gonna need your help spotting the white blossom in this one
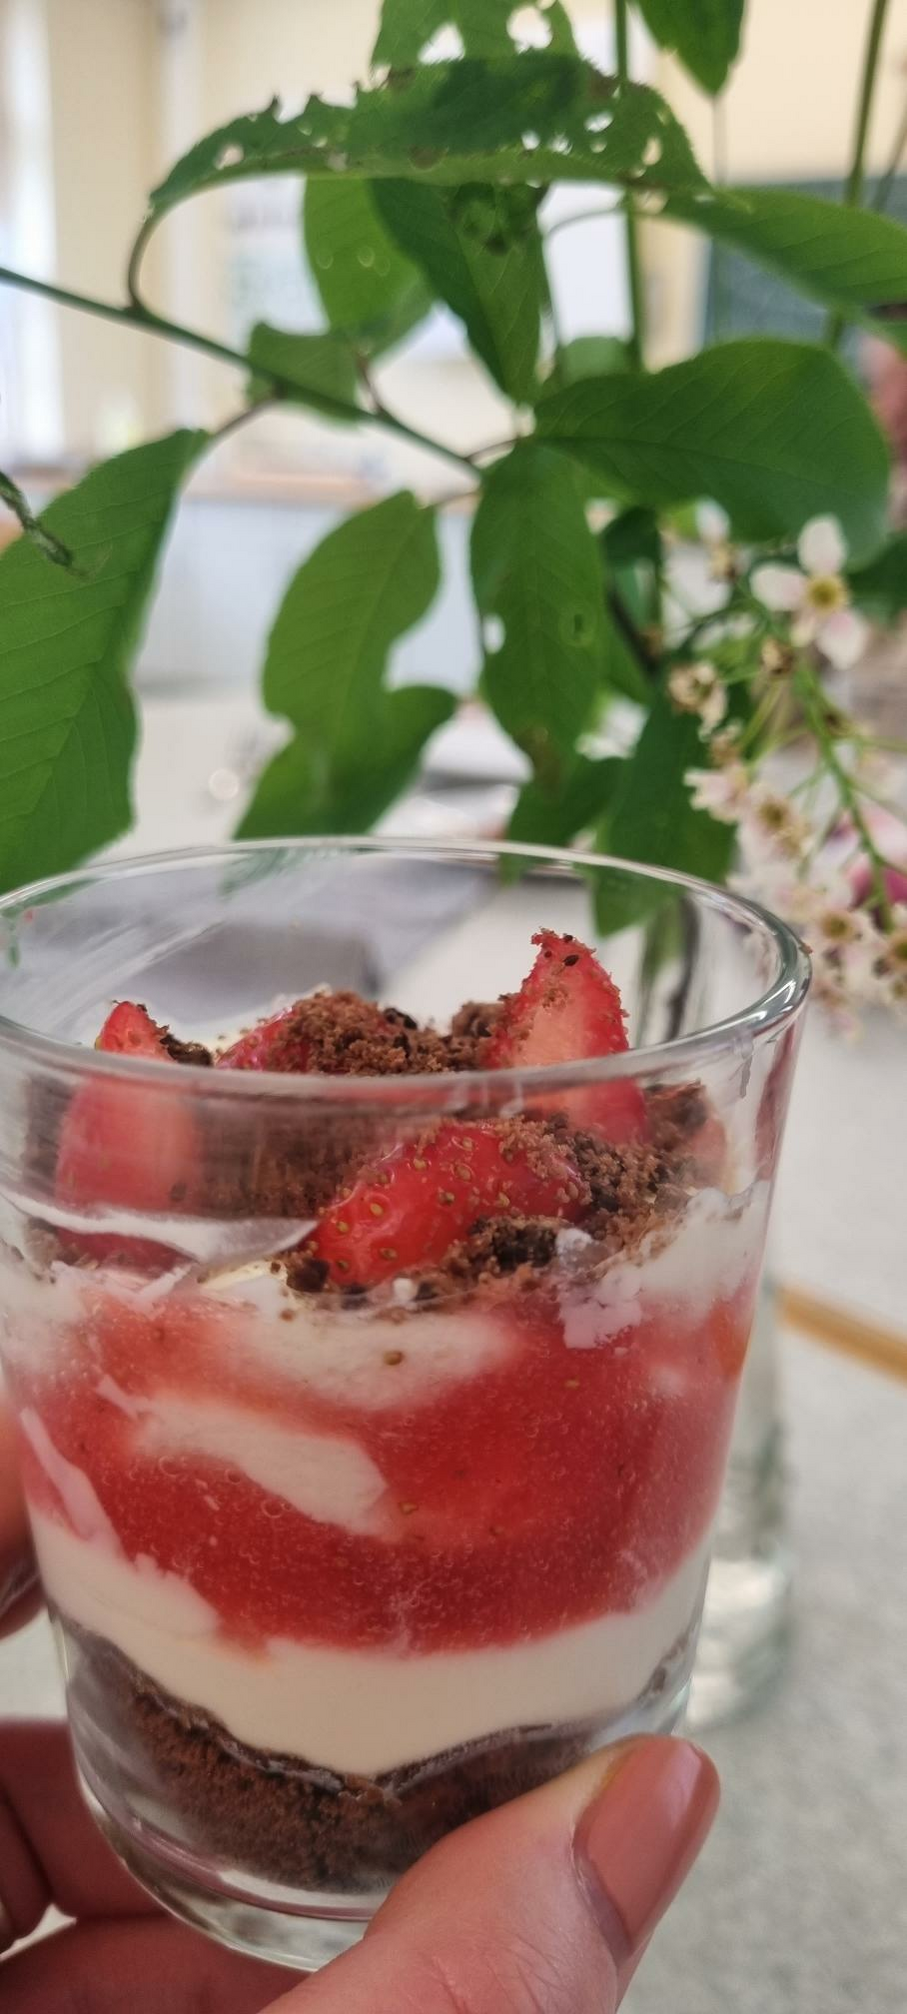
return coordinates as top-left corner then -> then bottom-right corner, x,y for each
751,515 -> 869,670
685,761 -> 751,823
668,661 -> 728,733
739,782 -> 814,864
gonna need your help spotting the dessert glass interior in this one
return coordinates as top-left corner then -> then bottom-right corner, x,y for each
0,839 -> 809,1970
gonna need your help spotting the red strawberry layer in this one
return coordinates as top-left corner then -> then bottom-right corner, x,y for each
14,1267 -> 752,1653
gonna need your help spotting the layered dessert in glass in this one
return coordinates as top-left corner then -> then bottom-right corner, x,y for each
0,841 -> 808,1967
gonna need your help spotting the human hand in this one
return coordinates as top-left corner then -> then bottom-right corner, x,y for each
0,1405 -> 718,2012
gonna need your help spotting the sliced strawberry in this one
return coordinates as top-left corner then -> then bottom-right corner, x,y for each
56,1000 -> 197,1263
94,1001 -> 171,1059
308,1119 -> 589,1288
483,931 -> 647,1142
215,1006 -> 309,1072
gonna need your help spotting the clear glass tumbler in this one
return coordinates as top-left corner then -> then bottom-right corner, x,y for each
0,840 -> 808,1969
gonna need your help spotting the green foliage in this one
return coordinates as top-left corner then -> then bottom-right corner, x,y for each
507,754 -> 623,852
663,187 -> 907,351
547,337 -> 631,389
372,0 -> 578,62
247,323 -> 359,414
3,0 -> 906,909
848,533 -> 907,618
595,688 -> 736,930
0,469 -> 72,569
0,432 -> 204,895
536,339 -> 890,560
374,180 -> 546,401
637,0 -> 744,95
238,492 -> 455,838
471,444 -> 622,777
147,58 -> 707,215
303,177 -> 432,354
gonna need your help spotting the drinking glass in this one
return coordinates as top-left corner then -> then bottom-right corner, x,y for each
0,839 -> 808,1968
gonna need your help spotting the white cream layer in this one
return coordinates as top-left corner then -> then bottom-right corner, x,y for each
32,1509 -> 708,1777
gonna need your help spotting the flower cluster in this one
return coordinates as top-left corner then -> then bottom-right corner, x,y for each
677,513 -> 907,1029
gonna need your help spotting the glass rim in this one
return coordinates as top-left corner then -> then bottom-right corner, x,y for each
0,836 -> 811,1101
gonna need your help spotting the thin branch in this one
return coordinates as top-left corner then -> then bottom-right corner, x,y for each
871,92 -> 907,212
827,0 -> 892,348
0,262 -> 478,476
614,0 -> 645,370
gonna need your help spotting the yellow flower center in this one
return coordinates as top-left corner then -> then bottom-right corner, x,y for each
805,575 -> 847,614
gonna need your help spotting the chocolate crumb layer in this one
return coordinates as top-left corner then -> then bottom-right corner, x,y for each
70,1625 -> 588,1891
68,1622 -> 690,1892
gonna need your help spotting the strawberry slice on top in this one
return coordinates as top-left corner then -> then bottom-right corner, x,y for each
308,1119 -> 589,1289
56,1001 -> 198,1260
482,930 -> 647,1142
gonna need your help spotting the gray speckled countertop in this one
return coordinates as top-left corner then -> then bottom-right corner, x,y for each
627,1329 -> 907,2014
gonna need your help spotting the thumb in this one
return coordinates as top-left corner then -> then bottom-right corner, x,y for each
270,1737 -> 718,2014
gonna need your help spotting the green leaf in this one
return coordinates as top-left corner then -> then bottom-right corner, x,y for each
247,322 -> 359,416
147,59 -> 707,215
507,753 -> 623,851
662,187 -> 907,352
0,431 -> 204,895
0,469 -> 73,570
472,443 -> 617,774
238,684 -> 455,836
546,336 -> 631,390
848,533 -> 907,618
637,0 -> 744,94
535,338 -> 890,562
600,505 -> 662,692
595,687 -> 735,929
373,0 -> 447,64
303,177 -> 432,354
602,504 -> 662,571
237,491 -> 453,838
372,0 -> 576,61
374,179 -> 545,400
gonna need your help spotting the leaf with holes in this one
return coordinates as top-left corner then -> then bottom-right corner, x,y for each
372,0 -> 576,62
593,688 -> 736,931
472,443 -> 623,774
146,59 -> 707,220
236,491 -> 453,838
0,431 -> 204,896
507,753 -> 623,854
303,177 -> 432,354
374,180 -> 546,400
247,323 -> 360,416
637,0 -> 743,95
662,188 -> 907,355
0,469 -> 73,570
536,339 -> 890,561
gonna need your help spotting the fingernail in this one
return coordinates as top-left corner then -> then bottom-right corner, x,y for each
574,1737 -> 719,1970
0,1555 -> 38,1621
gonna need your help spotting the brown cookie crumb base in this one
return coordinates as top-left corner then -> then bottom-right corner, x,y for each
68,1625 -> 590,1891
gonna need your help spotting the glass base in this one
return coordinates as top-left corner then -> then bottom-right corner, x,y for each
75,1664 -> 693,1968
80,1774 -> 373,1971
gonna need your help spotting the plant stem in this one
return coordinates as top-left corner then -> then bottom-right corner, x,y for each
871,94 -> 907,212
0,262 -> 478,477
614,0 -> 645,370
795,657 -> 894,923
827,0 -> 892,348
